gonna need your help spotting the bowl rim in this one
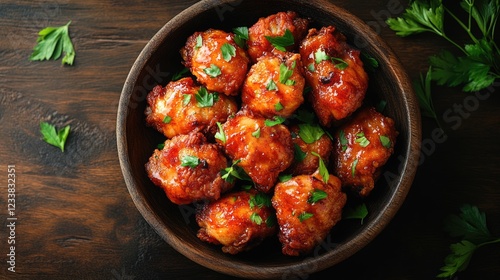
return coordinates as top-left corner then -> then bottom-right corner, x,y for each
116,0 -> 422,278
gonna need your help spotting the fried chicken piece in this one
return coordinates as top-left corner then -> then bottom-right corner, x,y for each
145,132 -> 233,205
272,171 -> 346,256
299,26 -> 368,127
247,11 -> 309,62
181,29 -> 250,96
144,77 -> 238,139
196,189 -> 277,254
217,110 -> 294,193
332,107 -> 397,197
287,123 -> 333,176
241,52 -> 305,118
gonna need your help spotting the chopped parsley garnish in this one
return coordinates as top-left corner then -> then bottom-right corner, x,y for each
182,94 -> 191,106
30,21 -> 75,65
298,212 -> 314,222
343,203 -> 368,224
265,29 -> 294,52
180,155 -> 200,168
298,123 -> 325,144
314,49 -> 330,64
249,193 -> 272,209
172,67 -> 190,81
221,159 -> 251,183
351,158 -> 359,177
157,143 -> 165,150
251,127 -> 261,138
279,174 -> 292,182
214,122 -> 226,144
195,87 -> 218,107
293,143 -> 307,162
195,35 -> 203,49
203,64 -> 221,77
361,52 -> 379,72
331,57 -> 348,70
265,215 -> 277,228
221,43 -> 236,62
275,102 -> 284,112
279,62 -> 296,85
379,135 -> 391,148
250,212 -> 263,225
232,26 -> 248,49
355,132 -> 370,147
339,130 -> 348,152
313,49 -> 348,69
264,116 -> 286,126
307,189 -> 328,204
40,122 -> 70,152
311,152 -> 329,183
266,79 -> 278,91
162,116 -> 172,124
307,63 -> 315,72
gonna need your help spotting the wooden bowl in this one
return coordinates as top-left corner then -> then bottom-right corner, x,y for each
117,0 -> 421,278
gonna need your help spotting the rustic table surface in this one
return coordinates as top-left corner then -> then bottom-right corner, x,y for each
1,0 -> 499,279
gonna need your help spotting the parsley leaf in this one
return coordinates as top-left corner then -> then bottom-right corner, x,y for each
298,212 -> 314,222
331,57 -> 349,70
172,68 -> 189,81
221,43 -> 236,62
437,240 -> 477,278
379,135 -> 391,148
195,87 -> 217,107
279,62 -> 295,85
355,132 -> 370,147
162,116 -> 172,124
315,49 -> 330,64
215,122 -> 226,144
265,29 -> 294,52
386,0 -> 445,37
351,158 -> 359,178
252,127 -> 261,138
311,152 -> 329,183
339,130 -> 348,152
265,215 -> 277,228
221,159 -> 252,183
195,35 -> 203,49
40,122 -> 70,152
265,116 -> 286,126
298,123 -> 325,144
249,193 -> 272,209
279,174 -> 292,182
203,64 -> 221,78
182,94 -> 191,106
233,27 -> 248,49
343,203 -> 368,224
266,79 -> 278,91
274,102 -> 284,112
293,143 -> 307,162
180,155 -> 200,168
361,52 -> 379,72
414,67 -> 439,123
250,212 -> 263,225
307,189 -> 328,204
30,21 -> 75,65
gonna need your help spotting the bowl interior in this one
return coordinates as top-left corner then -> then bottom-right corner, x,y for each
117,0 -> 421,278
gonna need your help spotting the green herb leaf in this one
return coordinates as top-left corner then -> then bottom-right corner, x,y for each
249,193 -> 272,209
279,174 -> 293,182
311,152 -> 329,183
215,122 -> 226,144
250,212 -> 263,225
279,62 -> 295,85
180,155 -> 200,168
265,215 -> 277,228
266,79 -> 278,91
233,26 -> 249,49
361,52 -> 379,72
343,203 -> 368,224
314,49 -> 330,64
331,57 -> 348,70
172,68 -> 190,81
307,189 -> 328,204
182,94 -> 191,106
351,157 -> 359,178
379,135 -> 391,148
444,204 -> 492,244
195,87 -> 217,107
274,102 -> 284,112
30,21 -> 75,65
157,143 -> 165,150
195,35 -> 203,49
414,67 -> 439,122
298,212 -> 314,222
339,130 -> 348,152
221,159 -> 252,183
293,109 -> 315,124
386,0 -> 445,37
203,64 -> 222,78
265,116 -> 286,126
307,63 -> 315,72
293,143 -> 307,162
437,240 -> 477,278
265,29 -> 294,52
40,122 -> 70,152
221,43 -> 236,62
252,127 -> 261,138
355,132 -> 370,147
162,116 -> 172,124
298,123 -> 325,144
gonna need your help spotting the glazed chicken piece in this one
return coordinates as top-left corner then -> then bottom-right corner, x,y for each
181,29 -> 250,96
299,26 -> 368,127
145,132 -> 233,205
287,123 -> 333,176
196,189 -> 277,254
332,106 -> 397,197
216,110 -> 294,193
247,11 -> 309,62
145,77 -> 238,139
242,52 -> 305,119
272,171 -> 346,256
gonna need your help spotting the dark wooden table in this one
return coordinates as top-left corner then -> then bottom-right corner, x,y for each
1,0 -> 499,279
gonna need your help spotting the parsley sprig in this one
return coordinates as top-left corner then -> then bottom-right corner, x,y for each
265,29 -> 294,51
438,204 -> 500,278
387,0 -> 500,93
40,122 -> 70,152
30,21 -> 75,65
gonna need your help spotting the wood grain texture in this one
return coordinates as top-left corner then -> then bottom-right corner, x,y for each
0,0 -> 499,279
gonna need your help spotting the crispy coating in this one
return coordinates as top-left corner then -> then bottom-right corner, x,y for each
196,189 -> 277,254
299,26 -> 368,127
332,107 -> 397,197
287,124 -> 333,176
247,11 -> 309,62
272,171 -> 346,256
242,52 -> 305,118
181,29 -> 250,96
217,110 -> 294,193
144,77 -> 238,139
145,132 -> 233,205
